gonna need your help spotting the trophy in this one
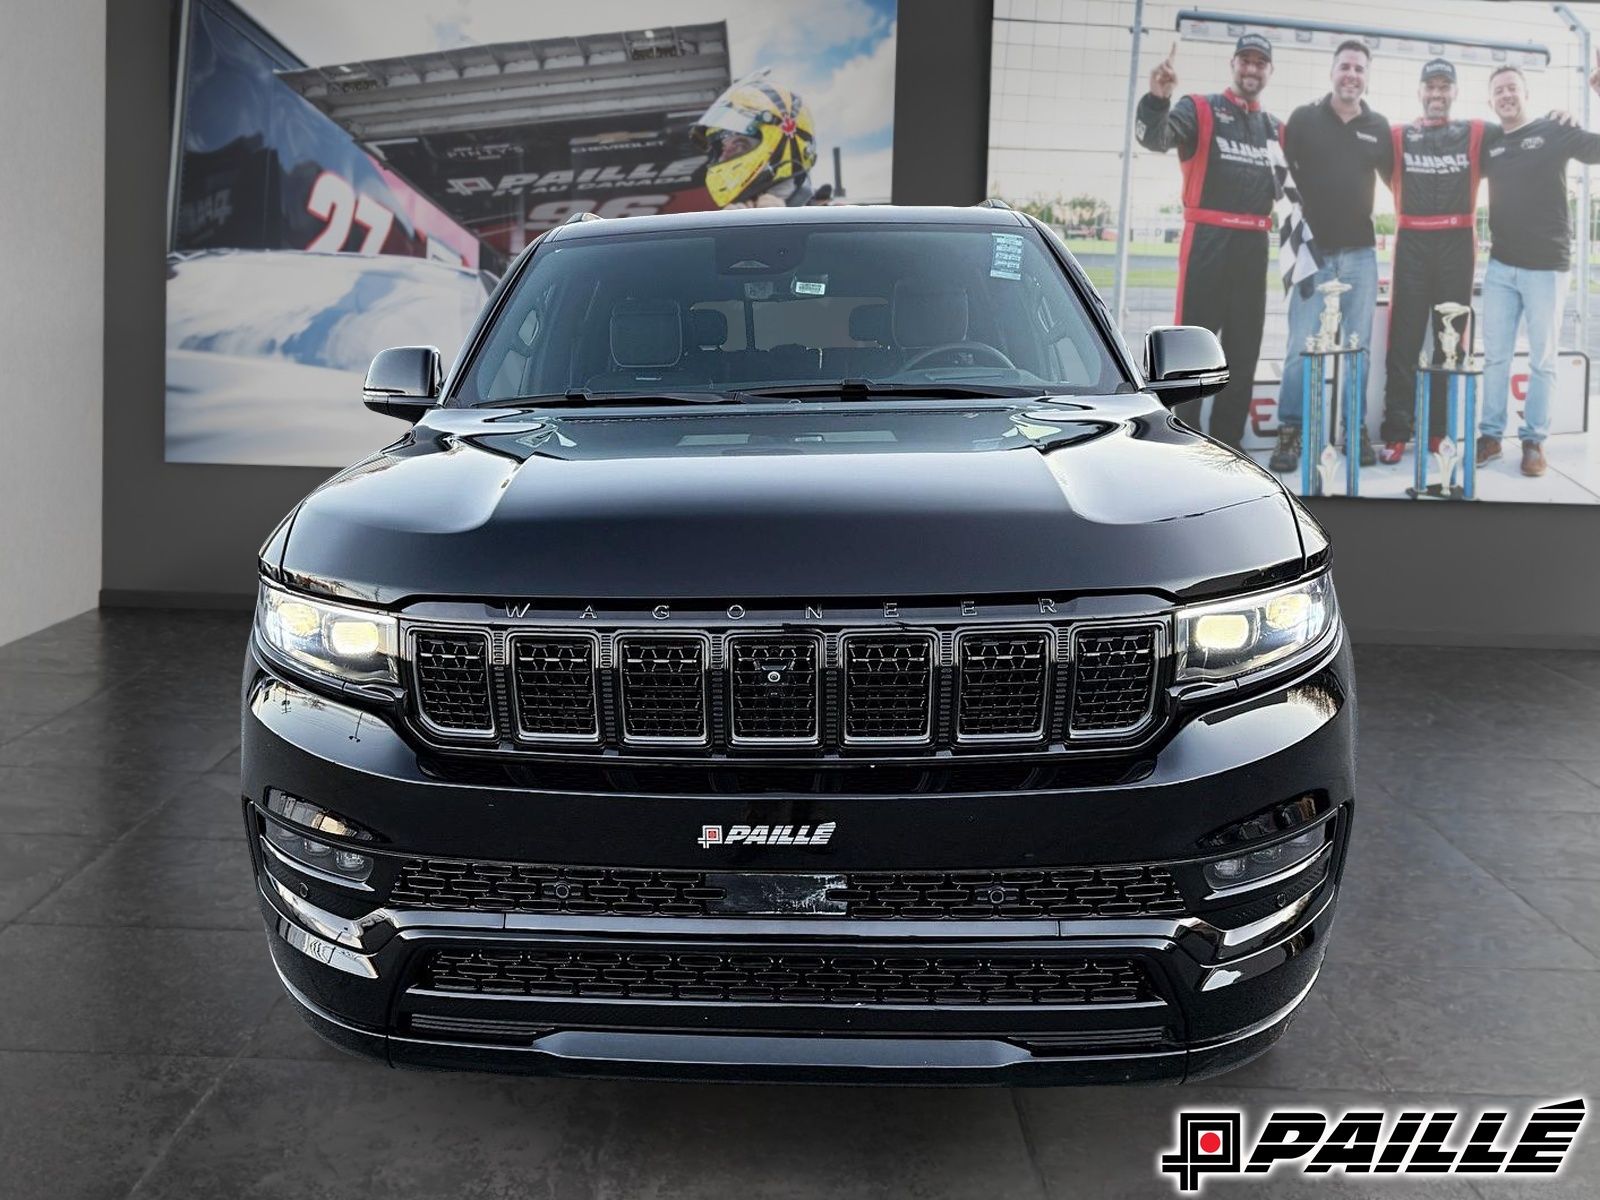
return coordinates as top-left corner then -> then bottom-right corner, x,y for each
1407,301 -> 1482,501
1314,280 -> 1353,352
1435,302 -> 1473,369
1299,280 -> 1364,498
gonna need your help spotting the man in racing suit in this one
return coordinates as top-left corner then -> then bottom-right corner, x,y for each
1377,59 -> 1486,464
1136,33 -> 1279,449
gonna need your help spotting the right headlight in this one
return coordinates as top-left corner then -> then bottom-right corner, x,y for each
1175,573 -> 1337,683
255,580 -> 399,687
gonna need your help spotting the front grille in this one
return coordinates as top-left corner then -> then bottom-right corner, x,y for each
412,631 -> 494,735
421,947 -> 1156,1005
511,635 -> 598,739
842,634 -> 935,742
956,631 -> 1050,740
831,865 -> 1186,919
413,617 -> 1168,752
1071,625 -> 1159,734
618,636 -> 707,743
390,861 -> 725,915
387,859 -> 1187,919
728,635 -> 820,743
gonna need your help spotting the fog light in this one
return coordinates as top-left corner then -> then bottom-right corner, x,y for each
262,789 -> 375,884
1204,822 -> 1329,891
1208,857 -> 1248,882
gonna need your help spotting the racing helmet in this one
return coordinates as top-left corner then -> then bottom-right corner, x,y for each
690,68 -> 817,207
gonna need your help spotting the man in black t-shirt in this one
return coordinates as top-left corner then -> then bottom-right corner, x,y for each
1477,62 -> 1600,477
1270,40 -> 1391,476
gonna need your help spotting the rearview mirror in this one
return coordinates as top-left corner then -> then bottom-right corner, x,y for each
363,346 -> 442,422
1143,326 -> 1228,407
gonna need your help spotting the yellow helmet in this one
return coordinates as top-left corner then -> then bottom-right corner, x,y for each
691,68 -> 817,208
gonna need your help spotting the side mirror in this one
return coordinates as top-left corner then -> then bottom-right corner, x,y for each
1143,326 -> 1229,407
363,346 -> 442,422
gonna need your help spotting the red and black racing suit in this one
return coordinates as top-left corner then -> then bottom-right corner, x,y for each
1137,89 -> 1280,449
1381,118 -> 1487,444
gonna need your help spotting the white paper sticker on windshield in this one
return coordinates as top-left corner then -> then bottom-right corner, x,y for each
793,278 -> 827,296
990,233 -> 1024,280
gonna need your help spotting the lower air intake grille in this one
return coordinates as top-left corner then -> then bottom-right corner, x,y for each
618,637 -> 707,743
843,634 -> 935,742
957,632 -> 1050,739
390,861 -> 724,915
729,635 -> 820,743
421,947 -> 1155,1005
1071,625 -> 1159,734
831,864 -> 1186,919
412,631 -> 494,735
511,635 -> 598,739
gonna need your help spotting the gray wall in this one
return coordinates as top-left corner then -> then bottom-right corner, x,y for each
104,0 -> 1600,647
1,0 -> 105,647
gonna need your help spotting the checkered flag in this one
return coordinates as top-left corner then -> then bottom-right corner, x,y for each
1271,139 -> 1321,299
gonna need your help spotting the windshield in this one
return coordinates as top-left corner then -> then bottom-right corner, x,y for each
451,222 -> 1130,405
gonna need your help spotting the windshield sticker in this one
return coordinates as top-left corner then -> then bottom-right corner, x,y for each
991,233 -> 1024,280
743,280 -> 775,300
793,276 -> 828,296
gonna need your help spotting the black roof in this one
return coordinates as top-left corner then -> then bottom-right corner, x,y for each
547,204 -> 1027,241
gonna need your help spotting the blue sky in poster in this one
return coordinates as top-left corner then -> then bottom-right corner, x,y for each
243,0 -> 898,199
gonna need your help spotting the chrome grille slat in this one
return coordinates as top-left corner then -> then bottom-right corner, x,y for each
617,635 -> 709,744
412,631 -> 494,736
841,633 -> 936,743
1070,625 -> 1160,735
956,631 -> 1050,741
511,634 -> 599,740
728,634 -> 821,744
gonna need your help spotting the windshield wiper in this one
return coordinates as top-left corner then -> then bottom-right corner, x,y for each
734,380 -> 1045,401
482,389 -> 747,409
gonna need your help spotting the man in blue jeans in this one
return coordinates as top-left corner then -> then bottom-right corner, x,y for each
1478,62 -> 1600,477
1271,40 -> 1392,475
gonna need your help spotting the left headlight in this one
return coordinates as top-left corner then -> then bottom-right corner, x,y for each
255,580 -> 399,686
1175,573 -> 1337,683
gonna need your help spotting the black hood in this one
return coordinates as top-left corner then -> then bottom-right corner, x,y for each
274,398 -> 1308,607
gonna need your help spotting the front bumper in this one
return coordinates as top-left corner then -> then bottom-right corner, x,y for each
241,633 -> 1355,1085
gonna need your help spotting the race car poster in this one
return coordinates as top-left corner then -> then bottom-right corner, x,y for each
165,0 -> 897,466
989,0 -> 1600,504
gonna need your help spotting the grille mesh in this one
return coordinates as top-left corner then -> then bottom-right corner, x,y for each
390,861 -> 724,915
387,859 -> 1187,919
843,635 -> 934,741
512,636 -> 597,738
957,632 -> 1050,738
619,637 -> 707,742
413,631 -> 494,734
1071,626 -> 1159,733
830,865 -> 1186,919
422,947 -> 1155,1005
729,636 -> 820,743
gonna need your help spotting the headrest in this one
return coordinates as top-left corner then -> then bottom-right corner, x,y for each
891,280 -> 969,348
610,299 -> 682,367
688,307 -> 728,349
848,302 -> 890,344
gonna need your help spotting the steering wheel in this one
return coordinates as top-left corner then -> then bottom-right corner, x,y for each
899,341 -> 1017,371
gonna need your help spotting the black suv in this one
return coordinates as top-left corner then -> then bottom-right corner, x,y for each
245,204 -> 1353,1084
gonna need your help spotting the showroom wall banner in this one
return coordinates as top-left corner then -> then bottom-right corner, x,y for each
990,0 -> 1600,504
165,0 -> 897,467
